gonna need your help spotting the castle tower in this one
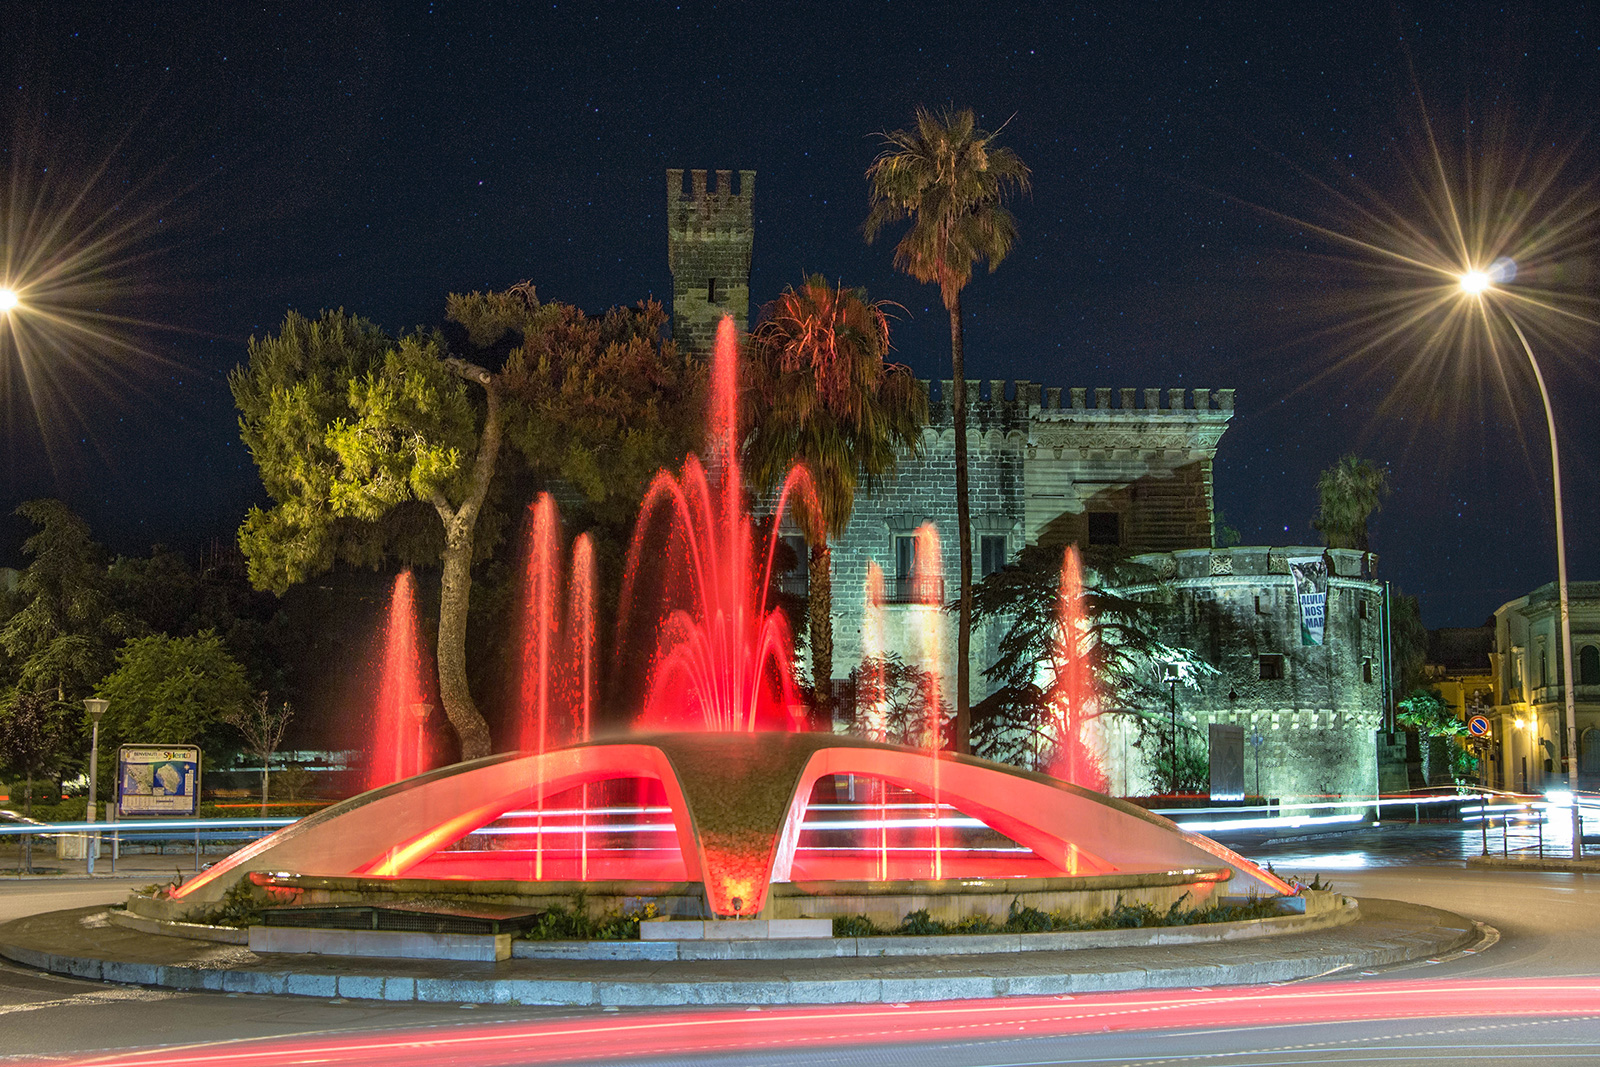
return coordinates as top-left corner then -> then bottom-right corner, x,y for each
667,168 -> 754,354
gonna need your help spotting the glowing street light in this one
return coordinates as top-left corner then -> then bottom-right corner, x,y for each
0,287 -> 18,314
1457,262 -> 1582,857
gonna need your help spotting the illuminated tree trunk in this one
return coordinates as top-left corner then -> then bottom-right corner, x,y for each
808,542 -> 833,723
948,291 -> 972,754
431,365 -> 504,762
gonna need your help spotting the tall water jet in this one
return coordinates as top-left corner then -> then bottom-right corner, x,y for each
619,316 -> 818,733
1050,545 -> 1107,790
370,571 -> 431,790
517,496 -> 602,879
913,521 -> 945,879
862,561 -> 889,879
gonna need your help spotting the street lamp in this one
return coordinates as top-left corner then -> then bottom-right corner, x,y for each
0,287 -> 19,314
1163,666 -> 1180,796
1458,265 -> 1583,858
83,698 -> 108,875
410,702 -> 432,778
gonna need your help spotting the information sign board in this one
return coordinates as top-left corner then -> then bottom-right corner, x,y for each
116,745 -> 201,817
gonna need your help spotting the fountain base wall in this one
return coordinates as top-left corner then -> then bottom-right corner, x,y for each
134,867 -> 1238,929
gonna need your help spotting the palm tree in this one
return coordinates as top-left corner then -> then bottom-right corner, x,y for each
864,106 -> 1030,752
745,276 -> 927,718
1313,454 -> 1390,550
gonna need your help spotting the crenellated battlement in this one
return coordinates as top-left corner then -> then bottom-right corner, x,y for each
667,169 -> 755,235
917,379 -> 1235,425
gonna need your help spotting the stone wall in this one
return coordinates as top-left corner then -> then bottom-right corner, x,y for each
813,379 -> 1232,701
1113,547 -> 1386,801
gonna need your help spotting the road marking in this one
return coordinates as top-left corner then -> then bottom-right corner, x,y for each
0,988 -> 177,1018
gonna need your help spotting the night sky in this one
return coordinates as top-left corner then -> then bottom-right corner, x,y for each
2,2 -> 1596,629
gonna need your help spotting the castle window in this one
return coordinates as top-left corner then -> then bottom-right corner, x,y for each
895,535 -> 917,579
707,277 -> 718,303
1362,658 -> 1375,684
1087,511 -> 1120,547
889,533 -> 942,604
1254,594 -> 1267,615
1259,654 -> 1285,681
779,535 -> 808,597
1359,599 -> 1372,619
980,535 -> 1007,577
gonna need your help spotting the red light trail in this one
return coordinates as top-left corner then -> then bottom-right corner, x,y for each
53,978 -> 1600,1067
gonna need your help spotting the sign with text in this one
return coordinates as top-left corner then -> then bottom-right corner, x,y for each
1288,556 -> 1329,646
116,745 -> 201,817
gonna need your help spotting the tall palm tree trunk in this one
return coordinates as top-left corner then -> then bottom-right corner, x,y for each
808,542 -> 834,726
948,291 -> 972,753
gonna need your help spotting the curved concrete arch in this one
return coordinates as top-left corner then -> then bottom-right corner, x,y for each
171,744 -> 700,905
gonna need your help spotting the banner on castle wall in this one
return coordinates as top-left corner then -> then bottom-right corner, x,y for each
1289,556 -> 1328,646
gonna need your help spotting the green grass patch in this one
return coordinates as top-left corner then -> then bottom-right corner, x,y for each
831,893 -> 1289,937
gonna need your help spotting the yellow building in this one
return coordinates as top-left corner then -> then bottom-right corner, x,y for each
1424,627 -> 1494,787
1488,582 -> 1600,794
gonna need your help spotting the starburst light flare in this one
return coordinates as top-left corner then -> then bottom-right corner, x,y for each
1238,101 -> 1598,449
1,115 -> 188,478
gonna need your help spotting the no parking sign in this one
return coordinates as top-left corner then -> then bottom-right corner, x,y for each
1468,715 -> 1491,738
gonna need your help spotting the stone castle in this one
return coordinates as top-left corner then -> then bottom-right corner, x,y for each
667,167 -> 1386,801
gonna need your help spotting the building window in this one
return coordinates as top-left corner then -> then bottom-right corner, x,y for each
888,534 -> 942,604
1254,593 -> 1269,615
1087,511 -> 1120,547
1540,649 -> 1548,688
980,534 -> 1007,577
1359,599 -> 1371,619
779,535 -> 808,597
707,277 -> 718,303
1259,654 -> 1285,681
1362,658 -> 1375,684
1583,727 -> 1600,776
1581,645 -> 1600,686
895,535 -> 917,580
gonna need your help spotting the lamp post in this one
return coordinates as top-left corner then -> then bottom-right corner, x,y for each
1164,667 -> 1179,796
410,702 -> 432,778
1458,268 -> 1582,858
82,699 -> 108,875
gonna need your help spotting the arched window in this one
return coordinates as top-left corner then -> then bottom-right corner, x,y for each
1582,728 -> 1600,776
1581,645 -> 1600,687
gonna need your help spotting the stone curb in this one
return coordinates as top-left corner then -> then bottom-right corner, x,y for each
1466,854 -> 1600,874
0,897 -> 1478,1006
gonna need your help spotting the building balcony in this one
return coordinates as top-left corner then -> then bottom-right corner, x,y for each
883,574 -> 946,606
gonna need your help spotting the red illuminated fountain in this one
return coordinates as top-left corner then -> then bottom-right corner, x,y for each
1051,545 -> 1108,791
619,316 -> 814,733
367,571 -> 433,790
160,315 -> 1295,926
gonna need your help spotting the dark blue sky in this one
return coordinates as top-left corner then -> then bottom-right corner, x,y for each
2,1 -> 1596,628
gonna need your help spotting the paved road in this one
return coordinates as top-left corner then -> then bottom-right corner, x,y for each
1,825 -> 1597,1066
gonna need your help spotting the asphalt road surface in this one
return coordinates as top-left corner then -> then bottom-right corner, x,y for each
1,824 -> 1596,1066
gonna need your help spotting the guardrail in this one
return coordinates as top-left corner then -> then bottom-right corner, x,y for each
1155,790 -> 1599,860
0,817 -> 296,875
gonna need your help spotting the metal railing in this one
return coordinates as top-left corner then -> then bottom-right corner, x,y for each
883,574 -> 945,605
0,817 -> 295,875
